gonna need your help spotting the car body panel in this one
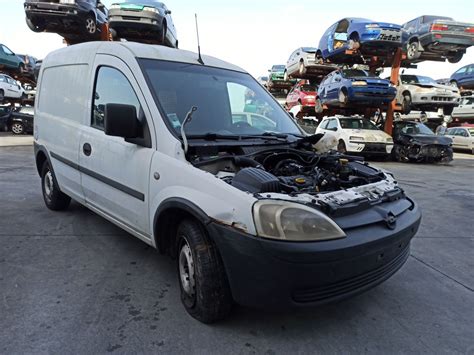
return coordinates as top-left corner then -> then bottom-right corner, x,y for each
452,96 -> 474,119
285,81 -> 317,112
318,18 -> 402,63
0,74 -> 23,100
444,126 -> 474,153
0,44 -> 24,70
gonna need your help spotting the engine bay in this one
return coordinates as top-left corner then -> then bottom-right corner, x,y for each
190,146 -> 388,196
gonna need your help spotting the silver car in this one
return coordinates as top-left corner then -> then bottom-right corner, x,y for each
284,47 -> 336,81
395,74 -> 460,115
444,126 -> 474,154
452,96 -> 474,120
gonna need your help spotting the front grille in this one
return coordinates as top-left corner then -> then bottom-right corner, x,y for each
292,245 -> 409,303
363,143 -> 387,152
432,96 -> 455,102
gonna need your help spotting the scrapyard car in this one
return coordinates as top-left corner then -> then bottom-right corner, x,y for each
450,64 -> 474,89
285,47 -> 337,80
267,64 -> 294,90
0,44 -> 25,73
24,0 -> 108,41
395,74 -> 460,115
109,0 -> 178,47
392,121 -> 453,163
444,126 -> 474,154
34,42 -> 421,323
316,115 -> 394,157
317,18 -> 402,64
9,106 -> 34,135
402,15 -> 474,63
317,69 -> 397,108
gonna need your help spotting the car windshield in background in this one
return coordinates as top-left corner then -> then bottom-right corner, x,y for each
140,60 -> 302,137
272,65 -> 285,71
401,123 -> 434,135
115,0 -> 162,4
342,69 -> 370,78
300,85 -> 316,92
401,75 -> 437,85
302,47 -> 317,53
340,118 -> 379,130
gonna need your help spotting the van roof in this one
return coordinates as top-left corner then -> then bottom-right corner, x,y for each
42,41 -> 247,73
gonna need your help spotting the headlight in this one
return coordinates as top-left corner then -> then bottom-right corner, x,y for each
352,81 -> 367,86
349,136 -> 365,141
59,0 -> 75,4
143,6 -> 159,13
365,24 -> 380,28
415,87 -> 432,93
386,137 -> 393,143
253,200 -> 346,241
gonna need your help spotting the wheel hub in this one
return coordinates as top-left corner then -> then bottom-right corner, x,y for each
44,171 -> 53,199
12,124 -> 22,134
86,18 -> 96,34
179,242 -> 196,297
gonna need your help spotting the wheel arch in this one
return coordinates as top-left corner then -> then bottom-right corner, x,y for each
34,144 -> 52,176
349,31 -> 360,41
153,198 -> 211,256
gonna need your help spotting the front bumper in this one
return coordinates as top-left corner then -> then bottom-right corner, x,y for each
348,141 -> 393,155
24,3 -> 84,20
411,92 -> 460,107
208,200 -> 421,308
348,87 -> 396,104
109,9 -> 163,30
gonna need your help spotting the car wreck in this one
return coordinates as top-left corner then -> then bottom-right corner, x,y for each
392,121 -> 453,163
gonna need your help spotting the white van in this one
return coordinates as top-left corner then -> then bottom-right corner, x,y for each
34,42 -> 421,323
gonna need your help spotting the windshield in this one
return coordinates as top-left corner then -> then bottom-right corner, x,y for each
300,85 -> 316,92
342,69 -> 370,78
399,123 -> 434,135
401,75 -> 436,85
140,60 -> 302,137
302,47 -> 317,53
272,65 -> 285,71
340,118 -> 379,130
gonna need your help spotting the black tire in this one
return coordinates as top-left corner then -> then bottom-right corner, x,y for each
85,15 -> 97,35
401,93 -> 412,114
25,17 -> 45,32
41,161 -> 71,211
19,63 -> 25,73
177,219 -> 232,323
283,70 -> 289,82
443,106 -> 454,116
0,89 -> 4,103
337,140 -> 347,153
447,52 -> 463,64
406,40 -> 421,60
298,61 -> 306,75
175,40 -> 179,49
11,122 -> 25,135
159,23 -> 167,45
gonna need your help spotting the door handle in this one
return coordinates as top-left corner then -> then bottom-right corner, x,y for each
83,143 -> 92,156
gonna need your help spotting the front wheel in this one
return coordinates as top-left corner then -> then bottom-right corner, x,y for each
159,24 -> 167,45
401,94 -> 412,114
11,122 -> 24,135
41,161 -> 71,211
283,70 -> 289,82
338,90 -> 348,105
177,219 -> 232,323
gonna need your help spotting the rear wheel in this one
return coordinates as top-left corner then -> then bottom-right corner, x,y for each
85,15 -> 97,35
406,40 -> 421,60
298,61 -> 306,75
283,70 -> 289,81
159,23 -> 167,45
41,161 -> 71,211
447,51 -> 463,64
401,93 -> 412,114
177,219 -> 232,323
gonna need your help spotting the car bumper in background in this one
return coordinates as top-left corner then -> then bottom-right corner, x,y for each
109,9 -> 163,30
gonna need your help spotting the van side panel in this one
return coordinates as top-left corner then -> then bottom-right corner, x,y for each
36,64 -> 91,203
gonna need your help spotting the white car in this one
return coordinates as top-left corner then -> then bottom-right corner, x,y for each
0,73 -> 23,102
34,42 -> 420,323
284,47 -> 337,80
444,126 -> 474,154
316,116 -> 394,157
452,96 -> 474,120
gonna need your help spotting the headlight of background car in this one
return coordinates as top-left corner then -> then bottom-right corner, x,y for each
253,201 -> 346,241
59,0 -> 75,4
143,6 -> 159,13
352,81 -> 367,86
349,136 -> 365,141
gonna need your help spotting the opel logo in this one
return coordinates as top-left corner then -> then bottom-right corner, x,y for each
385,212 -> 397,230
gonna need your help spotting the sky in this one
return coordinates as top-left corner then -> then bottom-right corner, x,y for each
1,0 -> 473,79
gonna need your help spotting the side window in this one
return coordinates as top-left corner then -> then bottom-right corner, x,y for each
326,119 -> 338,130
92,67 -> 141,130
0,76 -> 5,83
2,45 -> 14,55
455,67 -> 467,75
319,120 -> 329,129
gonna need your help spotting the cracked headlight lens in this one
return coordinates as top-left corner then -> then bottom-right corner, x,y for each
253,201 -> 346,241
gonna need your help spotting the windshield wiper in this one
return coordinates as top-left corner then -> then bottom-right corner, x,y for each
187,133 -> 241,140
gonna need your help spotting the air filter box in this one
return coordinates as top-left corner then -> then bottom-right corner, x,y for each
231,168 -> 280,193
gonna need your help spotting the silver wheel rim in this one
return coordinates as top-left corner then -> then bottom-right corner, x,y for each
12,123 -> 23,134
44,170 -> 54,200
299,62 -> 305,74
86,18 -> 96,34
339,91 -> 346,103
179,241 -> 196,297
408,43 -> 416,58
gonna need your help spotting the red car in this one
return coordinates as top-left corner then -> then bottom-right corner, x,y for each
285,80 -> 317,114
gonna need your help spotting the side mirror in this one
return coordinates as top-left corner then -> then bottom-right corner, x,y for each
165,10 -> 172,14
104,104 -> 139,139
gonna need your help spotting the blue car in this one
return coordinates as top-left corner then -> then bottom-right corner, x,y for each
450,64 -> 474,89
317,69 -> 397,108
317,18 -> 403,64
